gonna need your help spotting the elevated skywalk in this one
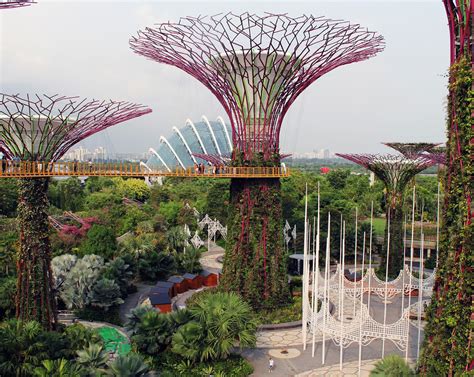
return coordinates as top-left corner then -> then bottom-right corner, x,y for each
0,161 -> 290,179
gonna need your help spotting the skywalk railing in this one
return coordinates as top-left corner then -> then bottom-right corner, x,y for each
0,161 -> 290,178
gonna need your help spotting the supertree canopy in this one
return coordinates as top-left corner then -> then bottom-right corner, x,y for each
424,146 -> 447,165
0,94 -> 151,329
419,1 -> 473,374
131,13 -> 384,308
130,13 -> 384,160
336,153 -> 434,277
383,142 -> 441,158
0,0 -> 34,9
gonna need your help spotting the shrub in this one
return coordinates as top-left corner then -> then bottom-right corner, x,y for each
106,352 -> 149,377
171,292 -> 257,362
370,355 -> 414,376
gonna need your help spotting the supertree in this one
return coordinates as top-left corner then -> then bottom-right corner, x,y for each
336,153 -> 434,278
419,1 -> 473,374
424,146 -> 446,165
130,13 -> 384,308
0,0 -> 34,9
0,94 -> 151,329
382,142 -> 441,158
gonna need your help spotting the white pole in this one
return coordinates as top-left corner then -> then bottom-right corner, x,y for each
368,202 -> 374,310
339,221 -> 346,371
402,215 -> 407,317
358,232 -> 366,377
436,181 -> 440,268
417,202 -> 425,360
322,212 -> 330,365
406,186 -> 416,361
354,207 -> 358,317
382,208 -> 390,358
312,183 -> 320,357
302,184 -> 309,350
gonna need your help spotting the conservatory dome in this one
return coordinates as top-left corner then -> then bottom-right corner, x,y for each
145,116 -> 232,172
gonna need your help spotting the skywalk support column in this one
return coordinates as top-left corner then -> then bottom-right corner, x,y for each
131,13 -> 384,308
0,94 -> 151,328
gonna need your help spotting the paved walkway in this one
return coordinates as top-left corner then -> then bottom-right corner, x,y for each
200,240 -> 224,272
118,282 -> 154,323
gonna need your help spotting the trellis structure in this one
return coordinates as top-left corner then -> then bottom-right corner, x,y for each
424,146 -> 446,165
130,13 -> 384,308
0,94 -> 151,329
336,154 -> 434,278
419,1 -> 473,375
0,0 -> 34,9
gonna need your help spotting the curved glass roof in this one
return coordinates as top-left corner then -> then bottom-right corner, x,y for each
146,116 -> 232,171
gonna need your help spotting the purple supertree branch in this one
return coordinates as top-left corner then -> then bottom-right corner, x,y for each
131,13 -> 384,159
382,142 -> 442,158
336,153 -> 435,193
423,147 -> 447,165
0,0 -> 34,9
0,94 -> 152,161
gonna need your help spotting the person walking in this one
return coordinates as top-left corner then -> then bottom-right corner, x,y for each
268,357 -> 274,373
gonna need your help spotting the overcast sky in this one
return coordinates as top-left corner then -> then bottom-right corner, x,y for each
1,0 -> 448,155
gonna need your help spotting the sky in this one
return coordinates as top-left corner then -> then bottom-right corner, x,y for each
1,0 -> 449,156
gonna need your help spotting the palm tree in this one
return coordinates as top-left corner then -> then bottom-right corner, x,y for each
125,305 -> 157,335
131,310 -> 174,356
0,319 -> 44,376
106,353 -> 149,377
33,359 -> 83,377
172,292 -> 257,362
76,343 -> 109,375
176,246 -> 202,274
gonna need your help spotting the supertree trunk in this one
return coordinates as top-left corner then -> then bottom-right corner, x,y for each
419,55 -> 473,376
16,177 -> 56,329
222,176 -> 290,310
381,191 -> 404,279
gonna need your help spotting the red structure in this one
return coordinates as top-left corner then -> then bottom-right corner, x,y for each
0,94 -> 151,329
183,273 -> 202,289
0,0 -> 34,9
131,13 -> 384,309
167,276 -> 188,294
200,270 -> 219,287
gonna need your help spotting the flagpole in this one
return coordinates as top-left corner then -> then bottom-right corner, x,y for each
339,220 -> 346,371
302,184 -> 309,350
405,186 -> 416,361
368,202 -> 374,310
353,207 -> 358,317
382,207 -> 390,358
322,212 -> 330,365
417,201 -> 424,360
312,182 -> 321,357
358,232 -> 366,377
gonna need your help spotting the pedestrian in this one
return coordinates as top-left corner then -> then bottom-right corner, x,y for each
268,357 -> 274,373
194,163 -> 199,174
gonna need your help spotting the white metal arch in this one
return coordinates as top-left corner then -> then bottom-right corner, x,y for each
140,161 -> 152,172
173,126 -> 198,164
202,115 -> 222,156
186,118 -> 208,155
217,116 -> 232,151
148,147 -> 171,172
160,136 -> 185,169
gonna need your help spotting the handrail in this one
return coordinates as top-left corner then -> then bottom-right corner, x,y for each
0,160 -> 290,179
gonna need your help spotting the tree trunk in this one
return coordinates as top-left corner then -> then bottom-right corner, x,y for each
16,177 -> 56,329
419,55 -> 473,376
221,177 -> 290,309
381,191 -> 404,279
